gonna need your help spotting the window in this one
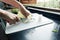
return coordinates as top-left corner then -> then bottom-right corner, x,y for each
37,0 -> 60,9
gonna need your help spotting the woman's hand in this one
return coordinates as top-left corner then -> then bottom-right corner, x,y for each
1,0 -> 31,18
0,9 -> 20,25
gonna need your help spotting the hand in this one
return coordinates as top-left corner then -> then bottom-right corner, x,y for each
20,10 -> 31,18
1,0 -> 31,18
0,10 -> 20,25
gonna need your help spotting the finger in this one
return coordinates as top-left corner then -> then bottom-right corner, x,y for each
9,21 -> 13,25
12,19 -> 16,24
5,19 -> 11,25
25,13 -> 30,18
9,19 -> 15,25
11,18 -> 17,24
15,16 -> 20,22
9,23 -> 12,25
5,19 -> 10,23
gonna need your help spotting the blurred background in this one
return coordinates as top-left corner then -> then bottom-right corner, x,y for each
19,0 -> 60,9
0,0 -> 60,10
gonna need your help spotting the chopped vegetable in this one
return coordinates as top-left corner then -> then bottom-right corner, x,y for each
11,8 -> 32,23
17,11 -> 25,18
11,8 -> 19,14
52,29 -> 58,33
17,11 -> 32,23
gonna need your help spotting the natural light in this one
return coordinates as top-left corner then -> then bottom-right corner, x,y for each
37,0 -> 50,2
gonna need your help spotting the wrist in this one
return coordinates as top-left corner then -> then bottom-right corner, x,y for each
0,9 -> 3,17
0,9 -> 8,17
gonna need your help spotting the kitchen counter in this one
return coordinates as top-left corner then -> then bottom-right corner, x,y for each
0,1 -> 60,40
7,14 -> 60,40
5,4 -> 60,40
0,2 -> 60,40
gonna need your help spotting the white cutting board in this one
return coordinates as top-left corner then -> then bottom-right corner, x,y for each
5,13 -> 53,34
